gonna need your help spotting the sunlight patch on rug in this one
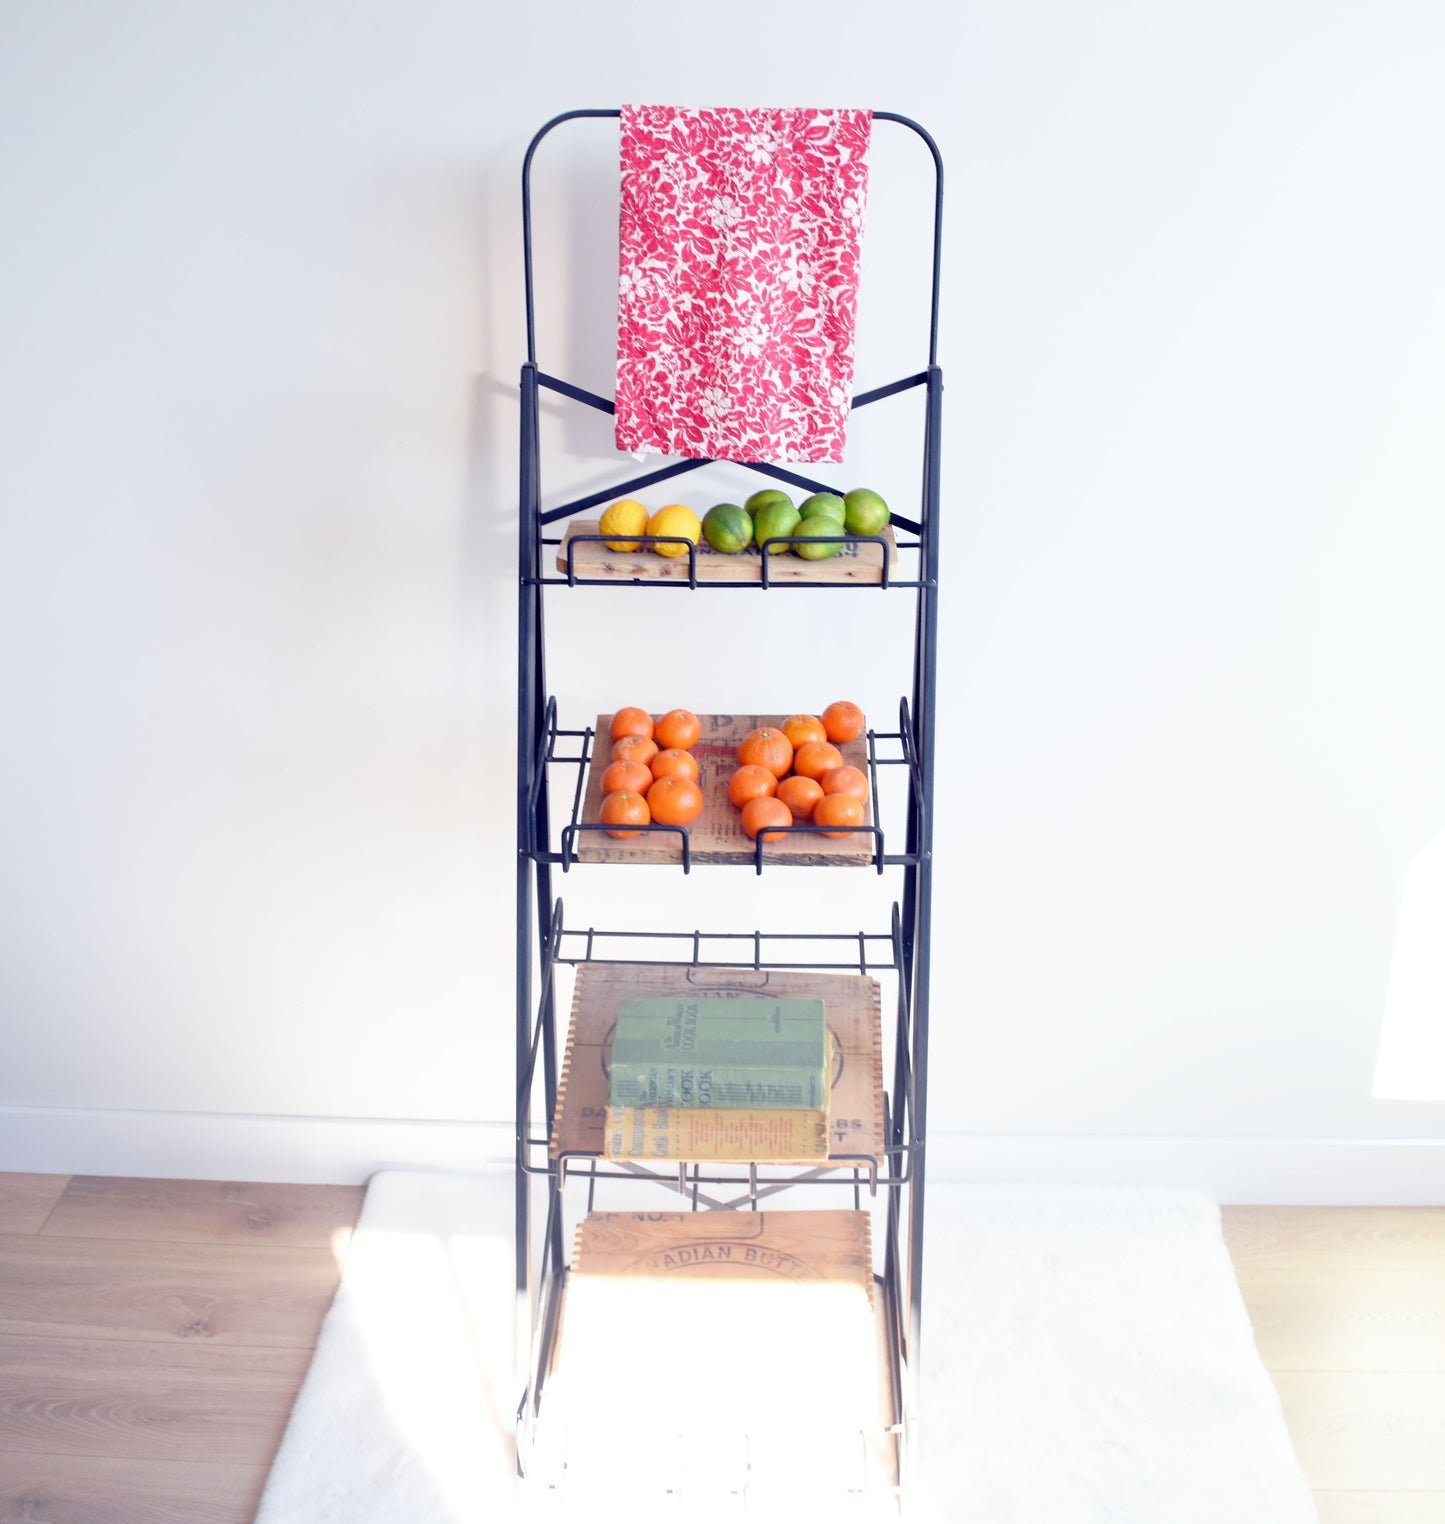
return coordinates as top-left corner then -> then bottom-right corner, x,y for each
255,1172 -> 1317,1523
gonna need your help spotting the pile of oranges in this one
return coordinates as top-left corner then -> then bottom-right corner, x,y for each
598,708 -> 704,839
726,702 -> 868,844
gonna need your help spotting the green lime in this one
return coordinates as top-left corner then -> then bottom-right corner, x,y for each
744,487 -> 794,518
752,500 -> 802,554
794,514 -> 845,561
843,487 -> 890,536
798,491 -> 846,525
702,502 -> 753,554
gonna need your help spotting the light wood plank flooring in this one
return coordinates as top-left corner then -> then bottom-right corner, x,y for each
0,1175 -> 362,1523
1,1175 -> 1441,1521
1221,1207 -> 1445,1522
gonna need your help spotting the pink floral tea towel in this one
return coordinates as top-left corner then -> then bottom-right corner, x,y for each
615,105 -> 872,465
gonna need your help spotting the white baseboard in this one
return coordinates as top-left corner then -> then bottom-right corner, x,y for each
0,1105 -> 514,1186
924,1132 -> 1445,1205
1,1105 -> 1441,1202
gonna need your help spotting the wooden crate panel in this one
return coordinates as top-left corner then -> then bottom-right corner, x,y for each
549,1210 -> 886,1492
558,519 -> 897,584
552,962 -> 885,1166
572,1208 -> 873,1296
575,712 -> 874,867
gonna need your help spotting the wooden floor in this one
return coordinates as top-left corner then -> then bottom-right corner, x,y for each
1,1176 -> 1442,1522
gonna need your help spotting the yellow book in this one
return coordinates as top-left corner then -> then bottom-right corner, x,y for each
603,1104 -> 829,1161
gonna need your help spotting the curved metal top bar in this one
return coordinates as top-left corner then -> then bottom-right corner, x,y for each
871,111 -> 945,367
522,110 -> 618,365
521,108 -> 943,369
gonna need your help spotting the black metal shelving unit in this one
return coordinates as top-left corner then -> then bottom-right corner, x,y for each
515,108 -> 943,1502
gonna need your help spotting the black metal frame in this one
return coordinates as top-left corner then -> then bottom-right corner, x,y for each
518,904 -> 921,1196
515,107 -> 943,1495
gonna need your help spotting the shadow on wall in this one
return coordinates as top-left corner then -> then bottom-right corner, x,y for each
459,149 -> 525,685
460,116 -> 626,651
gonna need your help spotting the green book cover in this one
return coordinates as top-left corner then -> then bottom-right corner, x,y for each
608,995 -> 828,1109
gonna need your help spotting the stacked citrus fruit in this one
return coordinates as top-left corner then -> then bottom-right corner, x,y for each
600,489 -> 888,561
725,702 -> 868,843
598,708 -> 704,839
599,501 -> 702,558
729,488 -> 890,560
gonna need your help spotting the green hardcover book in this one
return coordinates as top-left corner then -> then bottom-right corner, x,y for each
608,995 -> 828,1109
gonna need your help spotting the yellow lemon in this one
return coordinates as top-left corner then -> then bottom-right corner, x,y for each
645,503 -> 702,558
598,498 -> 649,552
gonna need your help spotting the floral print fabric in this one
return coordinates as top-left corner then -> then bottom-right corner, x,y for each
615,105 -> 872,465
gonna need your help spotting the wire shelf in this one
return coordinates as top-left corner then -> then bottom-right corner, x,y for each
517,903 -> 920,1204
531,698 -> 924,876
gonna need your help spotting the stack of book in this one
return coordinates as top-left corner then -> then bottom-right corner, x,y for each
603,993 -> 831,1162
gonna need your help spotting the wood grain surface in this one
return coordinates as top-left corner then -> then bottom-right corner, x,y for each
0,1174 -> 70,1236
1233,1267 -> 1445,1372
0,1452 -> 269,1524
0,1174 -> 350,1521
1221,1206 -> 1445,1271
558,519 -> 899,585
574,712 -> 875,868
39,1177 -> 363,1249
552,961 -> 885,1166
0,1334 -> 309,1464
573,1207 -> 873,1295
0,1236 -> 344,1347
1222,1204 -> 1445,1521
1313,1494 -> 1445,1524
0,1177 -> 1439,1521
1271,1371 -> 1445,1492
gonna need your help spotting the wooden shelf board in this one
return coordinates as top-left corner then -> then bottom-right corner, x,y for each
538,1208 -> 897,1498
551,962 -> 886,1166
575,713 -> 875,867
558,519 -> 898,585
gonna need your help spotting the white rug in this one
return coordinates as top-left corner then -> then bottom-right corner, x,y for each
913,1184 -> 1318,1524
255,1171 -> 1318,1524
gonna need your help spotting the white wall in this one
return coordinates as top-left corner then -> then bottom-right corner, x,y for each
2,1 -> 1443,1196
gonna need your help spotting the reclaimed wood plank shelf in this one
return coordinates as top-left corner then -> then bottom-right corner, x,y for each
572,713 -> 874,867
550,961 -> 886,1170
540,1209 -> 897,1498
557,519 -> 899,584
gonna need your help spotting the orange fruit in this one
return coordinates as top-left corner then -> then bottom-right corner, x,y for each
609,707 -> 654,742
651,747 -> 700,783
822,701 -> 864,744
646,774 -> 703,826
737,727 -> 794,778
728,764 -> 778,808
601,758 -> 652,796
813,793 -> 864,838
600,790 -> 649,839
611,734 -> 659,768
820,764 -> 868,802
792,739 -> 845,782
776,774 -> 823,821
654,708 -> 701,751
741,795 -> 792,843
781,713 -> 827,750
